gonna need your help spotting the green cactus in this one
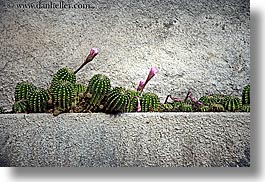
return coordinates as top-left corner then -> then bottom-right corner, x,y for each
180,103 -> 193,112
158,103 -> 173,112
105,87 -> 130,113
141,92 -> 160,112
12,100 -> 29,113
52,80 -> 74,111
214,94 -> 228,105
125,90 -> 140,112
0,106 -> 4,114
242,104 -> 250,112
50,67 -> 76,92
242,84 -> 250,105
88,74 -> 111,106
199,95 -> 218,106
15,82 -> 36,101
224,96 -> 242,112
72,83 -> 87,107
171,101 -> 183,112
209,103 -> 225,112
28,88 -> 49,113
200,105 -> 210,112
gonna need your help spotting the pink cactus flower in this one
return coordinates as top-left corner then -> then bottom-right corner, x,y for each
197,101 -> 203,105
147,67 -> 159,81
137,98 -> 141,112
89,47 -> 99,57
137,80 -> 145,91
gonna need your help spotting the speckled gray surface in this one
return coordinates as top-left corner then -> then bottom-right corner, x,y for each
0,113 -> 250,167
0,0 -> 250,110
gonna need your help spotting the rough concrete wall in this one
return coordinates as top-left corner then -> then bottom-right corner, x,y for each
0,113 -> 250,167
0,0 -> 250,110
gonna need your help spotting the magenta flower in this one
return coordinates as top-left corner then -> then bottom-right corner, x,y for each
137,80 -> 145,91
137,98 -> 141,112
74,47 -> 100,74
137,67 -> 159,93
173,98 -> 181,102
197,101 -> 203,105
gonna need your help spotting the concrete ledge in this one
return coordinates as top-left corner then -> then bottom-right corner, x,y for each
0,113 -> 250,167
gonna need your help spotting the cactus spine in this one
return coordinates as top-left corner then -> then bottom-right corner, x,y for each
52,80 -> 74,111
224,96 -> 242,112
12,100 -> 29,113
88,74 -> 111,106
105,87 -> 130,113
15,82 -> 36,101
242,84 -> 250,105
141,92 -> 160,112
28,88 -> 49,113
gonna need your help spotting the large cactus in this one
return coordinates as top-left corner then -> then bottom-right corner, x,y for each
224,96 -> 242,112
242,84 -> 250,105
87,74 -> 111,107
15,82 -> 36,101
105,87 -> 130,113
28,88 -> 49,113
51,80 -> 74,111
50,67 -> 76,92
141,92 -> 160,112
12,100 -> 29,113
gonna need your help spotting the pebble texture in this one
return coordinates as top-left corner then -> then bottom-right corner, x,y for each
0,0 -> 250,110
0,113 -> 250,167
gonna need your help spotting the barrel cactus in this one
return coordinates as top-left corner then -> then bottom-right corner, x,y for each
141,92 -> 160,112
28,88 -> 49,113
50,67 -> 76,92
12,100 -> 29,113
87,74 -> 111,107
105,87 -> 130,113
15,82 -> 36,101
180,103 -> 193,112
200,105 -> 210,112
72,83 -> 87,107
242,104 -> 250,112
224,96 -> 242,112
125,90 -> 140,112
158,103 -> 173,112
242,84 -> 250,105
209,103 -> 225,112
51,80 -> 74,111
199,95 -> 217,106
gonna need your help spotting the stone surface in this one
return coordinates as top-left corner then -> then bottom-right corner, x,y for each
0,0 -> 250,110
0,113 -> 250,167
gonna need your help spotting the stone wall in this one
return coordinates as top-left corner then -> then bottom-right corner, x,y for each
0,113 -> 250,167
0,0 -> 250,110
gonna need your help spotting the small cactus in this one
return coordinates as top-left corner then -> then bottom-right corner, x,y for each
0,106 -> 4,114
199,95 -> 218,106
224,96 -> 242,112
28,88 -> 49,113
210,103 -> 225,112
242,84 -> 250,105
88,74 -> 111,106
158,103 -> 173,112
50,67 -> 76,92
141,92 -> 160,112
180,103 -> 193,112
15,82 -> 36,101
242,104 -> 250,112
52,80 -> 74,111
125,90 -> 140,112
12,100 -> 29,113
105,87 -> 130,113
72,83 -> 87,107
200,105 -> 210,112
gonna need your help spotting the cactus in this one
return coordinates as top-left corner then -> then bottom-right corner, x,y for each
125,90 -> 140,112
158,103 -> 173,112
242,84 -> 250,105
200,105 -> 210,112
88,74 -> 111,106
199,95 -> 218,106
52,80 -> 74,111
209,103 -> 225,112
105,87 -> 130,113
224,96 -> 242,112
141,92 -> 160,112
180,103 -> 193,112
242,104 -> 250,112
15,82 -> 36,101
50,67 -> 76,92
72,83 -> 87,107
28,88 -> 49,113
12,100 -> 29,113
0,106 -> 4,114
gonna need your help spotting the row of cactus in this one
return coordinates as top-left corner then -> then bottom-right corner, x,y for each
2,48 -> 250,115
